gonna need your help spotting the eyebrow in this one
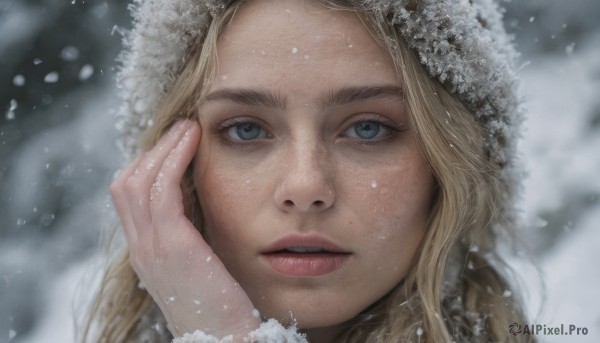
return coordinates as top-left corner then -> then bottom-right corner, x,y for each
202,85 -> 404,110
203,88 -> 287,110
320,85 -> 405,108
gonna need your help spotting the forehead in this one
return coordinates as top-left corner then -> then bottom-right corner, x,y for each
212,0 -> 399,95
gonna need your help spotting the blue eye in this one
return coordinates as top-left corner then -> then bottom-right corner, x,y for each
346,121 -> 383,140
227,122 -> 266,141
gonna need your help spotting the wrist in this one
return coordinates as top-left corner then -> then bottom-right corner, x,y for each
169,317 -> 261,343
172,319 -> 307,343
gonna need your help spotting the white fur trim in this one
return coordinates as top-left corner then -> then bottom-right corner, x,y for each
171,319 -> 307,343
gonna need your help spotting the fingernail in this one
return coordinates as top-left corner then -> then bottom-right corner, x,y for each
167,122 -> 179,135
166,120 -> 186,135
182,120 -> 196,132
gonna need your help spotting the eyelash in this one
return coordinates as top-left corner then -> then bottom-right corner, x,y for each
211,114 -> 405,148
211,116 -> 269,148
342,114 -> 405,145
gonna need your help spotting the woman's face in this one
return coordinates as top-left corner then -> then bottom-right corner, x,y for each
193,0 -> 435,336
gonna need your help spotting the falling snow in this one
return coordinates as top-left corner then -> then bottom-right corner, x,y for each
6,99 -> 18,120
44,72 -> 59,83
60,46 -> 80,61
13,74 -> 25,86
78,64 -> 94,81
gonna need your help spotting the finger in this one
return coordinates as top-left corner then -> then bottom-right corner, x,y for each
124,121 -> 189,243
151,121 -> 201,234
110,154 -> 145,246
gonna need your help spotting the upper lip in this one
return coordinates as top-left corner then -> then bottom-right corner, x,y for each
262,234 -> 351,254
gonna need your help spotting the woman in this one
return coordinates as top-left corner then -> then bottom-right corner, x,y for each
83,0 -> 530,342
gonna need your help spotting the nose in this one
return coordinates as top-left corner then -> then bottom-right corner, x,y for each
273,140 -> 335,213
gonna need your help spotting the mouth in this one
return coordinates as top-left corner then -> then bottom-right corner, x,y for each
276,247 -> 336,254
262,235 -> 352,277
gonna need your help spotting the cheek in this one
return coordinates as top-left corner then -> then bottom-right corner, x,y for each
192,143 -> 261,248
348,162 -> 434,285
347,160 -> 434,244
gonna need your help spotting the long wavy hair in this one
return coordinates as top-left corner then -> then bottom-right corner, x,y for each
81,1 -> 533,342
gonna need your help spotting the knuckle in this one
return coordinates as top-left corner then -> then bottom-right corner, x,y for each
129,254 -> 143,275
124,174 -> 145,194
109,180 -> 123,197
129,247 -> 148,273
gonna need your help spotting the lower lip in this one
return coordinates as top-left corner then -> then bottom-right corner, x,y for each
263,253 -> 350,277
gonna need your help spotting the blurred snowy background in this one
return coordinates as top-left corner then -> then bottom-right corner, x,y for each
1,0 -> 599,342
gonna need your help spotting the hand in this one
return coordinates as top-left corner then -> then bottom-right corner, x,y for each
110,119 -> 261,340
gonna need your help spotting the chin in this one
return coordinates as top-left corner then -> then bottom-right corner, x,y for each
252,291 -> 365,329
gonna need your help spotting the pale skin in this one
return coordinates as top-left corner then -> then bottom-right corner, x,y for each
110,1 -> 435,342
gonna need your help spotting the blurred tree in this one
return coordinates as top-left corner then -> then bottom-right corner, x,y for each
0,0 -> 129,338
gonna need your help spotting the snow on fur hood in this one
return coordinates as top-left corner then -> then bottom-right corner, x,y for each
116,0 -> 523,223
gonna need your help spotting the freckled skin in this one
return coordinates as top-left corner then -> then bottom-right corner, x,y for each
193,0 -> 435,340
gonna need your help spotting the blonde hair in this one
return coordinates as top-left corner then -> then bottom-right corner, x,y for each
82,1 -> 532,342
